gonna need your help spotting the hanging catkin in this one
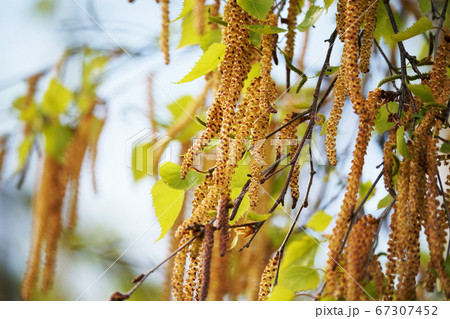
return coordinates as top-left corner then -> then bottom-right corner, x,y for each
194,0 -> 206,35
22,156 -> 68,300
325,70 -> 346,166
344,214 -> 378,301
172,235 -> 190,301
359,0 -> 379,73
324,89 -> 382,298
257,252 -> 279,301
285,0 -> 300,89
199,224 -> 214,301
160,0 -> 170,64
382,128 -> 397,196
336,0 -> 347,39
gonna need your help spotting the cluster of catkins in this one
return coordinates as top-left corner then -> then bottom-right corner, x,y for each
167,0 -> 284,301
321,0 -> 450,301
20,77 -> 106,300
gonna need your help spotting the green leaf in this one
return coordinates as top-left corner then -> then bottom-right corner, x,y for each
178,10 -> 201,48
279,265 -> 320,292
359,180 -> 375,202
407,84 -> 435,103
375,102 -> 398,134
320,119 -> 328,136
268,285 -> 295,301
419,0 -> 431,15
159,161 -> 204,190
176,43 -> 226,83
245,24 -> 287,34
440,142 -> 450,153
282,234 -> 318,268
237,0 -> 272,20
200,29 -> 222,51
377,194 -> 394,209
152,179 -> 185,241
247,211 -> 271,222
325,0 -> 335,10
297,6 -> 325,32
391,17 -> 433,42
231,163 -> 251,188
396,126 -> 411,160
41,78 -> 73,116
243,62 -> 261,92
230,187 -> 249,225
17,135 -> 35,171
306,210 -> 332,232
43,124 -> 73,162
172,0 -> 194,22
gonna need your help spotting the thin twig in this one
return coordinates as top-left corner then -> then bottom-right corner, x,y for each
434,0 -> 449,58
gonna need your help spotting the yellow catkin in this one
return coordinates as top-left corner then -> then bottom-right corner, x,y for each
194,0 -> 206,35
183,238 -> 203,301
324,89 -> 382,298
384,159 -> 410,300
359,0 -> 379,73
180,0 -> 251,178
425,133 -> 450,297
344,214 -> 378,301
325,70 -> 346,166
285,0 -> 300,88
210,0 -> 221,30
257,252 -> 279,301
160,0 -> 170,65
382,129 -> 396,196
343,0 -> 364,114
428,35 -> 450,104
22,156 -> 68,300
368,254 -> 385,300
336,0 -> 347,39
172,235 -> 190,301
208,231 -> 230,300
199,224 -> 214,301
249,12 -> 277,212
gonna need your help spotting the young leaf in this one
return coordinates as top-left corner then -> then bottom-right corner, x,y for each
247,211 -> 271,222
178,10 -> 201,48
407,84 -> 435,103
231,162 -> 251,188
245,24 -> 287,34
396,126 -> 411,160
230,187 -> 249,225
152,179 -> 185,241
172,0 -> 194,22
419,0 -> 431,15
374,102 -> 397,134
43,124 -> 73,162
237,0 -> 272,20
268,285 -> 295,301
243,62 -> 261,92
377,194 -> 394,209
159,161 -> 204,190
440,142 -> 450,154
297,6 -> 325,32
279,265 -> 320,292
282,234 -> 318,268
391,17 -> 433,42
41,78 -> 73,116
306,210 -> 332,232
176,43 -> 226,83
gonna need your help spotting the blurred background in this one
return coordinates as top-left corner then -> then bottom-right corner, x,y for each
0,0 -> 448,301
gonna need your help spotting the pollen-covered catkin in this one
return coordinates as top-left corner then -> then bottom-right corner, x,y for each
258,252 -> 279,301
172,236 -> 190,301
384,159 -> 410,300
199,224 -> 214,301
285,0 -> 300,88
194,0 -> 206,35
160,0 -> 170,64
359,0 -> 379,73
325,70 -> 346,166
22,156 -> 68,300
382,129 -> 396,196
368,254 -> 385,300
324,89 -> 382,298
425,134 -> 450,297
344,214 -> 378,301
428,35 -> 450,104
336,0 -> 347,39
217,195 -> 231,257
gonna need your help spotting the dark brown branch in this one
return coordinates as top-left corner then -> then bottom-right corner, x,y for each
434,0 -> 449,57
